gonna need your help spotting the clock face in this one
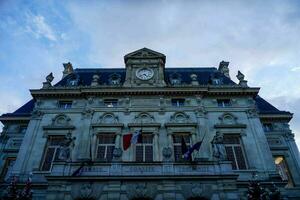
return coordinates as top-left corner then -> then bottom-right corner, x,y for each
136,68 -> 154,80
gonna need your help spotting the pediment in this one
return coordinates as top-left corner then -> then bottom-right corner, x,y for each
124,48 -> 166,63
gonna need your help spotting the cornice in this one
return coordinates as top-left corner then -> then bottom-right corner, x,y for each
30,86 -> 260,98
91,123 -> 124,128
259,113 -> 293,122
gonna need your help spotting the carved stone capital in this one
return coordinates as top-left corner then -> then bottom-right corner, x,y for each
247,108 -> 259,118
162,147 -> 172,162
81,108 -> 94,119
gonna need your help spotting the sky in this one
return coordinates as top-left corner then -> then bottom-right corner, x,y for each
0,0 -> 300,147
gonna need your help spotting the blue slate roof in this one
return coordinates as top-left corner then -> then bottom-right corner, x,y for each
54,67 -> 236,87
0,67 -> 290,118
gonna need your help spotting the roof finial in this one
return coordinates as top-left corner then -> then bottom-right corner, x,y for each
218,61 -> 230,78
236,71 -> 248,87
62,62 -> 74,78
42,72 -> 54,88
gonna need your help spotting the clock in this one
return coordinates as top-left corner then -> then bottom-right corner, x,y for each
136,68 -> 154,80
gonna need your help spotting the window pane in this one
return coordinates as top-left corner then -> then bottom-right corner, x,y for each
41,147 -> 55,171
106,146 -> 114,161
223,136 -> 240,144
104,99 -> 118,107
145,146 -> 153,162
98,134 -> 115,144
217,99 -> 231,107
225,146 -> 237,170
274,156 -> 294,187
171,99 -> 185,107
136,145 -> 143,162
58,101 -> 72,109
234,146 -> 247,170
142,134 -> 153,144
174,145 -> 183,162
96,146 -> 106,160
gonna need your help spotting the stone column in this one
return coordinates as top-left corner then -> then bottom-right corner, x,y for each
246,109 -> 275,172
167,132 -> 173,148
12,110 -> 44,174
195,107 -> 209,160
78,108 -> 94,160
153,132 -> 159,161
284,131 -> 300,186
115,132 -> 121,149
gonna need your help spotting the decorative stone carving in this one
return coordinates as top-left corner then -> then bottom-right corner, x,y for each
99,113 -> 119,124
58,133 -> 76,161
162,147 -> 172,161
31,109 -> 43,119
126,183 -> 157,200
81,108 -> 94,119
113,147 -> 122,160
218,113 -> 237,125
62,62 -> 74,78
42,72 -> 54,88
134,112 -> 155,123
247,108 -> 259,118
91,74 -> 100,86
52,114 -> 71,126
236,71 -> 248,87
71,183 -> 101,200
181,183 -> 213,199
218,60 -> 230,78
190,74 -> 199,85
195,106 -> 207,118
211,131 -> 226,161
170,112 -> 190,123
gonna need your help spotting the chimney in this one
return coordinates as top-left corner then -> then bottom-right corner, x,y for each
218,61 -> 230,78
62,62 -> 74,78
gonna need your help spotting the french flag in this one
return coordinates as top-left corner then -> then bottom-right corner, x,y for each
123,129 -> 142,150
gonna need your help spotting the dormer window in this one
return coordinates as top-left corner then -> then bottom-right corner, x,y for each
58,101 -> 72,109
170,73 -> 182,85
19,125 -> 27,134
104,99 -> 118,107
263,123 -> 273,132
212,79 -> 222,85
66,74 -> 80,86
109,74 -> 121,85
217,99 -> 231,107
172,98 -> 185,107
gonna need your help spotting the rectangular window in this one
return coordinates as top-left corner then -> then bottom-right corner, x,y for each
224,135 -> 247,170
274,156 -> 294,187
173,134 -> 191,162
135,134 -> 153,162
104,99 -> 118,107
58,101 -> 72,109
217,99 -> 231,107
96,134 -> 115,162
41,136 -> 65,171
263,123 -> 273,132
171,98 -> 185,107
1,157 -> 16,181
19,125 -> 27,134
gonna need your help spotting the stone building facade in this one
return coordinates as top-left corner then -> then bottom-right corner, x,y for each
0,48 -> 300,199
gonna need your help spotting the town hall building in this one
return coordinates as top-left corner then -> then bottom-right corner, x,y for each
0,48 -> 300,199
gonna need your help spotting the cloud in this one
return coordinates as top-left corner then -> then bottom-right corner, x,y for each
291,67 -> 300,71
25,12 -> 57,41
0,0 -> 300,151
